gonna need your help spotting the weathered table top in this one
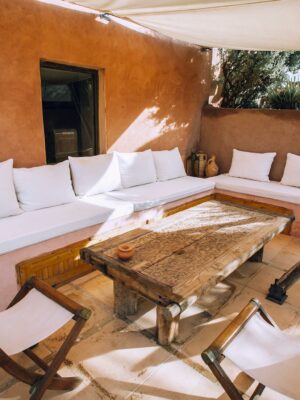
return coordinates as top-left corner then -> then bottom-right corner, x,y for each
81,200 -> 292,305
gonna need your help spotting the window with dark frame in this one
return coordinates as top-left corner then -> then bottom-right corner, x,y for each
40,62 -> 99,164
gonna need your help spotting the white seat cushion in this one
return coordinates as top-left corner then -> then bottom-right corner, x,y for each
69,153 -> 121,196
116,150 -> 157,188
0,159 -> 22,218
0,195 -> 134,255
107,176 -> 215,211
14,161 -> 76,211
210,174 -> 300,204
229,149 -> 276,182
281,153 -> 300,188
153,147 -> 186,181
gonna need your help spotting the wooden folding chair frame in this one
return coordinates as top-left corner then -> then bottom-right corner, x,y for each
202,298 -> 275,400
0,277 -> 91,400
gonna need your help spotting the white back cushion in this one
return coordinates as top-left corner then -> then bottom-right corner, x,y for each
116,150 -> 157,188
0,159 -> 22,218
281,153 -> 300,187
153,147 -> 186,181
69,153 -> 121,196
229,149 -> 276,182
14,161 -> 76,211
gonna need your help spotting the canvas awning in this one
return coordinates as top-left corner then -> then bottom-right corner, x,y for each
62,0 -> 300,51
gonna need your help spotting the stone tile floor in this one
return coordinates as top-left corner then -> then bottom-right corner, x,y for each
1,234 -> 300,399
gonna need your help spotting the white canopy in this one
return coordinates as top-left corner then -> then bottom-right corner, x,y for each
63,0 -> 300,50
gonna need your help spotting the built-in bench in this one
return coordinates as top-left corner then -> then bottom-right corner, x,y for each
106,176 -> 214,211
1,148 -> 300,311
0,177 -> 215,310
209,174 -> 300,236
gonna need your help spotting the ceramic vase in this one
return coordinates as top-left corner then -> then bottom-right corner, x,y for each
117,244 -> 135,261
205,155 -> 219,177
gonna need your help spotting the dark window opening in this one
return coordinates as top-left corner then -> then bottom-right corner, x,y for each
40,62 -> 99,163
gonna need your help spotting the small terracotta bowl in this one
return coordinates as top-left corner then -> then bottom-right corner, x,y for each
117,244 -> 135,261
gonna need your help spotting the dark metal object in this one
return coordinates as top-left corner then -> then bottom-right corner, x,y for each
267,261 -> 300,304
249,247 -> 264,263
186,152 -> 199,177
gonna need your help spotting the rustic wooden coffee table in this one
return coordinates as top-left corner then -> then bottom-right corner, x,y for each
81,198 -> 293,345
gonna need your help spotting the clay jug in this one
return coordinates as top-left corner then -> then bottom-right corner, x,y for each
205,155 -> 219,177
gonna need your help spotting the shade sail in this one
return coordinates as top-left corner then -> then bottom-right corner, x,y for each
63,0 -> 300,50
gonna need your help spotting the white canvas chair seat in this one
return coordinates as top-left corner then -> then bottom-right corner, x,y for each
0,277 -> 90,400
202,299 -> 300,400
224,313 -> 300,399
0,288 -> 74,356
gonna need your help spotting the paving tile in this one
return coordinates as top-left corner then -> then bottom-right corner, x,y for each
0,377 -> 106,400
128,355 -> 225,400
225,261 -> 263,287
263,234 -> 290,263
181,313 -> 234,369
76,272 -> 114,310
67,318 -> 173,399
0,343 -> 52,392
246,263 -> 282,296
196,281 -> 239,316
44,286 -> 114,353
283,236 -> 300,255
284,322 -> 300,337
219,286 -> 300,330
285,277 -> 300,309
268,250 -> 300,272
0,360 -> 108,399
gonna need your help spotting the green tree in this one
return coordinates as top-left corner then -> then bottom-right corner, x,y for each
216,50 -> 300,108
267,82 -> 300,109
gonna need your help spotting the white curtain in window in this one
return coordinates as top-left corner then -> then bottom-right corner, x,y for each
64,0 -> 300,50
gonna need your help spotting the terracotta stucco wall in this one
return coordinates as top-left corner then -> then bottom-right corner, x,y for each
0,0 -> 211,167
200,107 -> 300,181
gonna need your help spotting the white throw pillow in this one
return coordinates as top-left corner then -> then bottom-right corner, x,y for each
0,159 -> 22,218
116,150 -> 157,188
153,147 -> 186,181
14,160 -> 76,211
229,149 -> 276,182
281,153 -> 300,187
69,153 -> 121,196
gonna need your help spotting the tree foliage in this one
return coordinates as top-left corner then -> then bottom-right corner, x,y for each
266,82 -> 300,109
217,50 -> 300,108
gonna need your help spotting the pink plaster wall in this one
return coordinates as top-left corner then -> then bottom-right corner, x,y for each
0,0 -> 211,167
200,107 -> 300,181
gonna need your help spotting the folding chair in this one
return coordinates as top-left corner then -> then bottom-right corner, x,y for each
202,298 -> 300,400
0,276 -> 91,400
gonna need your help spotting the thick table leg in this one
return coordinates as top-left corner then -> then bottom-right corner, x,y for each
113,280 -> 138,318
156,304 -> 181,345
249,247 -> 264,262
